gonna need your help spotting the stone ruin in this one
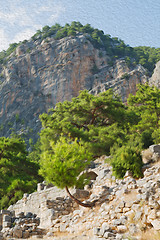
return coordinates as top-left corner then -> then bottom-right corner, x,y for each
0,210 -> 44,239
1,146 -> 160,239
0,180 -> 92,239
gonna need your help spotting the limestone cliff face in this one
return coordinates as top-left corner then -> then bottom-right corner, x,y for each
90,60 -> 148,101
0,34 -> 149,142
149,61 -> 160,88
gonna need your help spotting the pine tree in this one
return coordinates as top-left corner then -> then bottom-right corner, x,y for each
39,136 -> 96,207
40,90 -> 127,157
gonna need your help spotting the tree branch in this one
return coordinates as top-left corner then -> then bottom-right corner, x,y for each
65,186 -> 97,208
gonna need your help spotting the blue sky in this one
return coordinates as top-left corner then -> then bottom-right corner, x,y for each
0,0 -> 160,52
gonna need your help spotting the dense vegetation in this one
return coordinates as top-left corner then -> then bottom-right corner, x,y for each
40,89 -> 129,157
0,22 -> 160,75
0,136 -> 42,209
0,43 -> 19,64
39,84 -> 160,187
1,84 -> 160,208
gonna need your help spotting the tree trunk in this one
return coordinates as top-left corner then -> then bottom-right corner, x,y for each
65,186 -> 97,208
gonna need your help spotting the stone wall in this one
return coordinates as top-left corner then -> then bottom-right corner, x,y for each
0,211 -> 44,239
7,183 -> 91,229
8,186 -> 68,228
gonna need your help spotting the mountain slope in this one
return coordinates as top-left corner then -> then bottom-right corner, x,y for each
0,23 -> 158,143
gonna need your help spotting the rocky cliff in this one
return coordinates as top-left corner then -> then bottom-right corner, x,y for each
0,34 -> 150,142
149,61 -> 160,88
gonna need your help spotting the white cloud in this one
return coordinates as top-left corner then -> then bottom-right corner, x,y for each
0,0 -> 66,51
0,28 -> 10,51
12,28 -> 37,43
0,1 -> 65,27
49,5 -> 66,23
0,6 -> 38,27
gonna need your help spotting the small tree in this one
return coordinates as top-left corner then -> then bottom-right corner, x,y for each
39,136 -> 97,207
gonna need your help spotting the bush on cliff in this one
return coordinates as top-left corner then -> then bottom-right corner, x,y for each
111,144 -> 143,179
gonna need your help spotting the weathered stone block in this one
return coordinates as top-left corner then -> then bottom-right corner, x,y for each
2,221 -> 11,228
72,189 -> 90,199
13,226 -> 23,238
151,219 -> 160,230
149,145 -> 160,162
22,230 -> 30,238
60,222 -> 69,232
117,225 -> 127,233
0,210 -> 11,215
16,212 -> 24,218
129,223 -> 138,235
103,231 -> 116,238
3,215 -> 11,222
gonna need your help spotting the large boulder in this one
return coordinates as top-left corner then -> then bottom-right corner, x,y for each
142,144 -> 160,163
149,144 -> 160,162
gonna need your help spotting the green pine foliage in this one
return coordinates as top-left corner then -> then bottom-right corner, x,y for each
134,46 -> 160,73
109,84 -> 160,179
0,136 -> 42,209
39,136 -> 91,189
111,145 -> 143,179
1,84 -> 160,208
39,85 -> 160,182
40,89 -> 130,157
127,84 -> 160,147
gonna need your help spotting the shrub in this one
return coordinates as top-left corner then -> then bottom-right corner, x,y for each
15,113 -> 20,122
152,128 -> 160,144
111,145 -> 143,178
141,130 -> 154,149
